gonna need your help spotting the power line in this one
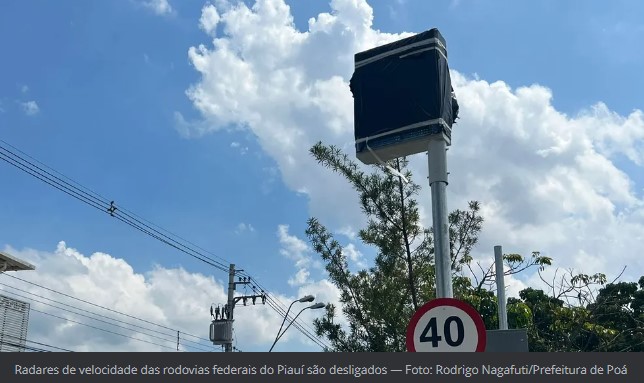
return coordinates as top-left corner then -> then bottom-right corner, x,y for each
0,285 -> 216,352
230,272 -> 328,350
0,274 -> 215,348
241,273 -> 329,349
0,333 -> 73,352
264,296 -> 328,350
0,139 -> 232,269
30,307 -> 179,351
0,340 -> 51,352
0,143 -> 230,273
0,140 -> 328,350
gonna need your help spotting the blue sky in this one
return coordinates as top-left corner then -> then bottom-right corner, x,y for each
1,0 -> 643,352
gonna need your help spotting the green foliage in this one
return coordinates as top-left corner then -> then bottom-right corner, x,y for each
307,142 -> 479,351
508,272 -> 644,352
506,299 -> 532,329
305,141 -> 641,352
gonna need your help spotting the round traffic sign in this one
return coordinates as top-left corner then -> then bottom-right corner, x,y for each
406,298 -> 486,352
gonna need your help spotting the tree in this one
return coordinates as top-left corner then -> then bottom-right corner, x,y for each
306,142 -> 548,351
495,266 -> 644,352
306,143 -> 436,351
305,142 -> 641,352
587,276 -> 644,351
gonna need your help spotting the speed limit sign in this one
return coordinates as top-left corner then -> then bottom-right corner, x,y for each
406,298 -> 486,352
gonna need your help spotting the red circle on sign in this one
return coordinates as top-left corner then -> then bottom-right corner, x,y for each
406,298 -> 487,352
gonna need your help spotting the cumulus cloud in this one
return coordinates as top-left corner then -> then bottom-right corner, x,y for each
422,73 -> 644,286
277,224 -> 312,269
199,3 -> 220,34
288,268 -> 310,287
578,103 -> 644,166
0,242 -> 326,351
182,0 -> 415,232
183,0 -> 644,293
277,224 -> 331,291
21,101 -> 39,116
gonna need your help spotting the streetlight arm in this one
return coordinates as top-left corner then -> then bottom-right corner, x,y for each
269,306 -> 307,352
269,303 -> 324,352
270,300 -> 297,352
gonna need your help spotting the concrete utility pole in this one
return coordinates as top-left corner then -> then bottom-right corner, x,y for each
225,264 -> 236,353
210,264 -> 267,352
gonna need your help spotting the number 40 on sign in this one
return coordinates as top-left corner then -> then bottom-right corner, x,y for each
406,298 -> 487,352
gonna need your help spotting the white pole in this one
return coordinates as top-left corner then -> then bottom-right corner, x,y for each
428,138 -> 453,298
494,246 -> 508,330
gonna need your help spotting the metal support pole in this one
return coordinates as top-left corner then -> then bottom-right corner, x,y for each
225,264 -> 235,352
494,246 -> 508,330
428,138 -> 453,298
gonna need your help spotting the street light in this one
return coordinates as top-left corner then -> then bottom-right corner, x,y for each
269,302 -> 325,352
270,295 -> 314,350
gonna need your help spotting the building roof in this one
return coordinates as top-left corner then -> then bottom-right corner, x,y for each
0,251 -> 35,272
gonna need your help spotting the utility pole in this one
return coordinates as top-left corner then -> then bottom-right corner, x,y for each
210,263 -> 267,352
225,264 -> 235,353
494,246 -> 508,330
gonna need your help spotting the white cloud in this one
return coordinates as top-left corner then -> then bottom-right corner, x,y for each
0,242 -> 328,351
1,242 -> 221,351
271,278 -> 343,348
343,243 -> 367,269
183,0 -> 644,299
199,3 -> 221,35
183,0 -> 415,232
578,103 -> 644,166
336,226 -> 357,240
235,222 -> 255,234
21,101 -> 39,116
428,73 -> 644,286
288,268 -> 310,286
277,224 -> 311,269
143,0 -> 172,15
21,85 -> 29,93
459,254 -> 529,299
296,279 -> 345,333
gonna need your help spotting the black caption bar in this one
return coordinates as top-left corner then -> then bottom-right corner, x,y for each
1,352 -> 641,383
